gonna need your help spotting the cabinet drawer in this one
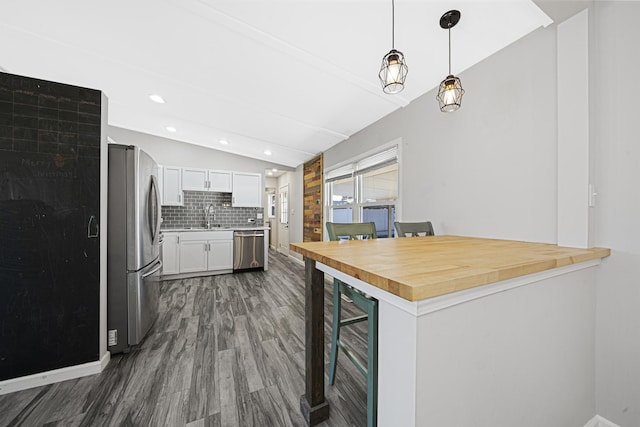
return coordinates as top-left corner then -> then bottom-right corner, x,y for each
179,231 -> 234,241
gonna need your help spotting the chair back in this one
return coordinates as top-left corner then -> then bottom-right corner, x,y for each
394,221 -> 435,237
326,222 -> 377,241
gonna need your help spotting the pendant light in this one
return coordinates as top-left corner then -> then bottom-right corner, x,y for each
437,10 -> 465,112
379,0 -> 408,94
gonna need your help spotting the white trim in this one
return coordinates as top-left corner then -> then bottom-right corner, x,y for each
289,253 -> 305,267
161,269 -> 234,280
101,351 -> 111,370
584,415 -> 621,427
0,352 -> 110,395
317,259 -> 602,317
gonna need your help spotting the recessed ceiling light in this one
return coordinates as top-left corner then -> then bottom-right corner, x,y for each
267,171 -> 273,176
264,150 -> 272,156
166,126 -> 177,132
219,139 -> 229,145
272,168 -> 278,172
149,94 -> 165,104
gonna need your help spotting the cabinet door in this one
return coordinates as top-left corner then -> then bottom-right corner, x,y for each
232,172 -> 262,207
162,166 -> 183,206
208,170 -> 232,192
161,233 -> 180,275
207,240 -> 233,271
182,168 -> 209,191
179,240 -> 208,273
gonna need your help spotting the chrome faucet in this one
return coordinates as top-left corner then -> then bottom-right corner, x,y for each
204,203 -> 215,229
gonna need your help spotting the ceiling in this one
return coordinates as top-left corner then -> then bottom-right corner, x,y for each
0,0 -> 553,168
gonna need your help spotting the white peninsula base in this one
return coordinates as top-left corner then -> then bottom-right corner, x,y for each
320,259 -> 603,427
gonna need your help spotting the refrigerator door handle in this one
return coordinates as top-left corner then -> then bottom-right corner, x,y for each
149,174 -> 162,244
87,215 -> 99,238
142,259 -> 163,278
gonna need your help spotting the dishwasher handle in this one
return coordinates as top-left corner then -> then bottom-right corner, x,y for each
235,233 -> 264,238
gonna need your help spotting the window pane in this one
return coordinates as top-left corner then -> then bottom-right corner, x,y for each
330,177 -> 354,206
280,191 -> 288,224
361,163 -> 397,203
363,205 -> 391,238
331,208 -> 352,223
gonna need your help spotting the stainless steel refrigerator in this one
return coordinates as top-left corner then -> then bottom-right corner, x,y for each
107,144 -> 162,354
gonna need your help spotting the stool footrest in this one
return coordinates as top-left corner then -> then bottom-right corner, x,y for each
340,315 -> 368,327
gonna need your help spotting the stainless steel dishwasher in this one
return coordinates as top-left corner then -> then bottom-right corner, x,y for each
233,230 -> 265,271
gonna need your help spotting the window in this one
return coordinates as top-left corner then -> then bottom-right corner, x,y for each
268,193 -> 276,218
326,146 -> 398,238
280,190 -> 288,224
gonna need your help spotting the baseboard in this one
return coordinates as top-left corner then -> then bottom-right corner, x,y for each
0,352 -> 110,395
584,415 -> 621,427
289,254 -> 305,266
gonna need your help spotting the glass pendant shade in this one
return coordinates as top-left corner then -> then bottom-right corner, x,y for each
437,75 -> 464,112
379,49 -> 408,94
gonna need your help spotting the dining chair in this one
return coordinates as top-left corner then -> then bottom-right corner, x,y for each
325,221 -> 378,427
394,221 -> 435,237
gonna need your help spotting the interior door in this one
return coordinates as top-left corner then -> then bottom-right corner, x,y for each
278,184 -> 289,255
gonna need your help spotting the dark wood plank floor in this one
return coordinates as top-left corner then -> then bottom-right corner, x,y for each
0,250 -> 368,426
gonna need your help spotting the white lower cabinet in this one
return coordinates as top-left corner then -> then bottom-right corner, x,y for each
161,233 -> 180,275
161,230 -> 234,275
179,240 -> 209,273
207,240 -> 233,270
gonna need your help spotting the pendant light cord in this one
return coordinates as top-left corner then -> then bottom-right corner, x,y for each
391,0 -> 395,49
448,27 -> 451,75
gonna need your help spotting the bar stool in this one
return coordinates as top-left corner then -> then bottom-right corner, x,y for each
325,221 -> 378,427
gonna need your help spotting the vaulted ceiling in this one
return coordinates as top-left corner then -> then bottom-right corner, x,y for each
0,0 -> 553,167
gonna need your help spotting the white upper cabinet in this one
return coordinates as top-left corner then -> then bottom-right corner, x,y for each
182,167 -> 209,192
182,168 -> 232,193
232,172 -> 262,207
162,165 -> 183,206
209,170 -> 232,192
157,165 -> 164,205
160,165 -> 260,206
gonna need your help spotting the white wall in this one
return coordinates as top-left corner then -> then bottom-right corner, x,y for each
108,126 -> 292,174
324,24 -> 558,243
593,3 -> 640,426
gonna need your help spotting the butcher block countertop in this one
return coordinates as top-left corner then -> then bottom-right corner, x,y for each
290,235 -> 610,302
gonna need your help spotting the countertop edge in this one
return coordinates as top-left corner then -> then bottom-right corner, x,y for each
290,237 -> 611,303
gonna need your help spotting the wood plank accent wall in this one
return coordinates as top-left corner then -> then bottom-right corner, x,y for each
303,154 -> 323,242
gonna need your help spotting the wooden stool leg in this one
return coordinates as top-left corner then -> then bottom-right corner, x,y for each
328,280 -> 341,386
367,300 -> 378,427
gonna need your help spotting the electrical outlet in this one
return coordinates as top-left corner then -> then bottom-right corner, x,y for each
108,329 -> 117,346
257,213 -> 263,219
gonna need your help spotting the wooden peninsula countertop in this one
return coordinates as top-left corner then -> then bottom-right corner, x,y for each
290,235 -> 610,302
